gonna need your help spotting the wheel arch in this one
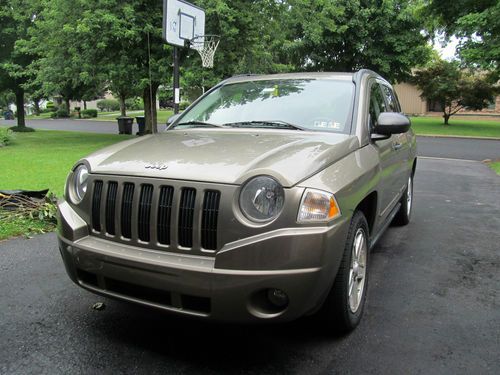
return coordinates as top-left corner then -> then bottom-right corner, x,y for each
354,191 -> 378,236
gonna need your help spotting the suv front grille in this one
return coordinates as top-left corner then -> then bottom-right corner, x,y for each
90,179 -> 221,252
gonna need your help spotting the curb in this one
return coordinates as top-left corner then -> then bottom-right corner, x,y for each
416,134 -> 500,141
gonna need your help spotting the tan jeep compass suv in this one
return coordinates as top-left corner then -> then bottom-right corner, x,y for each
58,70 -> 416,332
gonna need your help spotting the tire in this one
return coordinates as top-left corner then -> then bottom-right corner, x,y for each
393,174 -> 413,226
319,211 -> 370,333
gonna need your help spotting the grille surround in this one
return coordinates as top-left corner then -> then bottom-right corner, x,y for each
89,177 -> 222,254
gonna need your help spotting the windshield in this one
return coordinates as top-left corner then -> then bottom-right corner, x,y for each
172,79 -> 354,133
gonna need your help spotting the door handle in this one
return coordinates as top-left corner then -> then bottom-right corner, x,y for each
392,142 -> 402,151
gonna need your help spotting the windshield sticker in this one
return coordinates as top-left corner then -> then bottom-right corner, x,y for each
313,121 -> 341,130
182,138 -> 215,147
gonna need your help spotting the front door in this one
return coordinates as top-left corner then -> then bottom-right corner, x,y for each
368,81 -> 401,223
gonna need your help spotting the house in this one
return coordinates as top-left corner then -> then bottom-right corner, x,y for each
394,83 -> 500,116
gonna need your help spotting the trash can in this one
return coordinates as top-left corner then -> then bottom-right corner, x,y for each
135,116 -> 145,136
116,117 -> 133,135
3,110 -> 14,120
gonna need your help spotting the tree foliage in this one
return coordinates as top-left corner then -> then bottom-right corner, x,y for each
0,0 -> 41,129
413,60 -> 498,124
10,0 -> 499,134
280,0 -> 432,82
426,0 -> 499,76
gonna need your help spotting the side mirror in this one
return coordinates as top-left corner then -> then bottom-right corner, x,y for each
373,112 -> 410,136
166,113 -> 181,125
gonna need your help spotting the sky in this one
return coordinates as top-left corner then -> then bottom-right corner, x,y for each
433,35 -> 459,61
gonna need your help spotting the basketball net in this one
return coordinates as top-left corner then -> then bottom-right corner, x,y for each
190,35 -> 220,68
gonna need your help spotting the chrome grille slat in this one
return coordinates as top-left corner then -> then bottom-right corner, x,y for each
157,186 -> 174,245
105,182 -> 118,235
178,188 -> 196,248
120,183 -> 134,239
92,181 -> 103,232
201,190 -> 220,250
138,184 -> 154,242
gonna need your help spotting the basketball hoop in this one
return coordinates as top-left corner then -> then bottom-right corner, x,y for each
189,35 -> 220,68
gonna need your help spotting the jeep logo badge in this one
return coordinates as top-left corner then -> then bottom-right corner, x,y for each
145,163 -> 168,170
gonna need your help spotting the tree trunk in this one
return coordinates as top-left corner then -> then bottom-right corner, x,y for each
83,100 -> 87,110
119,94 -> 127,117
443,113 -> 450,125
143,84 -> 159,134
65,98 -> 71,115
15,89 -> 26,129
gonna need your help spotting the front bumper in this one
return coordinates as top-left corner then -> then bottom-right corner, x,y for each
58,200 -> 349,323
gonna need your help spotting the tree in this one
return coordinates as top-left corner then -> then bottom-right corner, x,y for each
180,0 -> 293,97
0,91 -> 15,110
29,0 -> 105,116
278,0 -> 432,82
426,0 -> 499,77
0,0 -> 41,131
413,60 -> 498,124
31,0 -> 172,133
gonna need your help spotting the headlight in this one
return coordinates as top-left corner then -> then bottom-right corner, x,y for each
239,176 -> 285,223
70,164 -> 89,204
298,189 -> 341,222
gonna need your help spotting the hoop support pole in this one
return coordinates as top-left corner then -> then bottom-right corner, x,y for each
173,46 -> 180,114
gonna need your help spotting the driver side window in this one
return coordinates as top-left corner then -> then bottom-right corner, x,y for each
368,83 -> 387,130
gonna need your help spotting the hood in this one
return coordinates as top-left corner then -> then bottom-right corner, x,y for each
85,129 -> 359,187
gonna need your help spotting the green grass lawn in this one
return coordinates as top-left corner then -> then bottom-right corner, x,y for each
26,112 -> 54,120
488,161 -> 500,175
0,130 -> 132,197
410,116 -> 500,138
0,217 -> 55,241
0,130 -> 132,240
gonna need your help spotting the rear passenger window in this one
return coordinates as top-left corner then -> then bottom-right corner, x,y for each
381,85 -> 400,112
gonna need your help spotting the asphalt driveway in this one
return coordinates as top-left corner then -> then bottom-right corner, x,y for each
1,157 -> 499,374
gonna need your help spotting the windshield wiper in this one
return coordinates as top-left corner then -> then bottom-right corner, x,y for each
175,121 -> 225,128
224,120 -> 306,131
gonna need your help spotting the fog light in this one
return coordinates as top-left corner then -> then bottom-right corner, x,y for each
267,288 -> 289,308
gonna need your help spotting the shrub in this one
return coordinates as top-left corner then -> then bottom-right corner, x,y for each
9,126 -> 35,132
50,108 -> 70,119
81,109 -> 98,118
97,99 -> 120,112
179,101 -> 190,110
46,101 -> 56,112
125,98 -> 144,110
0,127 -> 15,146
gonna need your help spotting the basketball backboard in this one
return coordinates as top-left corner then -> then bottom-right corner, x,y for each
163,0 -> 205,48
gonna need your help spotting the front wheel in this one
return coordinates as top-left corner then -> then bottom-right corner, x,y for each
393,174 -> 413,226
319,211 -> 370,333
